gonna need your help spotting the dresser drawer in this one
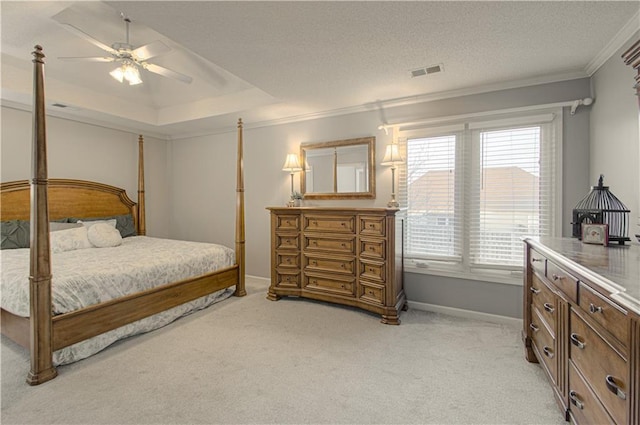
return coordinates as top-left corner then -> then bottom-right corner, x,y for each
529,248 -> 547,278
359,215 -> 386,237
359,238 -> 385,260
303,214 -> 355,234
304,235 -> 355,255
531,306 -> 557,384
275,272 -> 300,289
569,310 -> 628,425
359,281 -> 385,306
304,254 -> 355,276
276,233 -> 299,250
304,273 -> 355,297
276,252 -> 300,269
359,259 -> 386,283
275,214 -> 300,231
546,260 -> 578,302
531,274 -> 557,336
568,360 -> 616,425
578,283 -> 628,348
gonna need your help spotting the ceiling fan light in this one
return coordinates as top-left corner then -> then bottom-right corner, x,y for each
124,64 -> 142,85
109,66 -> 125,83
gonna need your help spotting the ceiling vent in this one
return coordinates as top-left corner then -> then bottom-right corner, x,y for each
410,63 -> 444,78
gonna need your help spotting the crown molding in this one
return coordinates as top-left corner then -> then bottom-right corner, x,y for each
585,10 -> 640,76
3,68 -> 590,142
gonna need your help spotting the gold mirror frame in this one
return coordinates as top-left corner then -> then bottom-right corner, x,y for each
300,137 -> 375,200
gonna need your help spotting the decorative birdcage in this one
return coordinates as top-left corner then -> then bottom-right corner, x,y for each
572,175 -> 630,245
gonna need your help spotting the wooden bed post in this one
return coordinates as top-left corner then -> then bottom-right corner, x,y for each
235,118 -> 247,296
27,45 -> 57,385
137,134 -> 146,235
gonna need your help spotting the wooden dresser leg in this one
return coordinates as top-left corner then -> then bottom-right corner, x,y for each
381,312 -> 401,325
266,291 -> 280,301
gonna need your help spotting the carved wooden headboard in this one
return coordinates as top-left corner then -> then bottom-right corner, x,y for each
0,179 -> 141,233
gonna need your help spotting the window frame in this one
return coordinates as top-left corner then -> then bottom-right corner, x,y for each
397,108 -> 563,285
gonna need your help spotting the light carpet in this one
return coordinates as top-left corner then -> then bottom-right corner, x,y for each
1,277 -> 565,424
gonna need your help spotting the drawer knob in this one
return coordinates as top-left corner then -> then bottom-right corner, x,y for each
543,303 -> 555,313
552,273 -> 563,281
340,264 -> 345,268
341,243 -> 346,247
542,346 -> 554,359
529,323 -> 539,332
569,391 -> 584,410
589,303 -> 603,314
605,375 -> 627,400
570,333 -> 586,349
530,287 -> 541,294
341,223 -> 345,227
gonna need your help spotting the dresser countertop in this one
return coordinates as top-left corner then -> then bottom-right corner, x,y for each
524,237 -> 640,315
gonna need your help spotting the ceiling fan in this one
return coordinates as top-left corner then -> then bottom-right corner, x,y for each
58,14 -> 193,85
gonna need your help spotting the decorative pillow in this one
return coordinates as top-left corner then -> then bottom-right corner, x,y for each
87,223 -> 122,248
50,222 -> 83,232
70,214 -> 136,238
50,227 -> 93,253
0,220 -> 30,249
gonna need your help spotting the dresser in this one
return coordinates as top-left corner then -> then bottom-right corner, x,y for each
266,207 -> 406,324
522,238 -> 640,425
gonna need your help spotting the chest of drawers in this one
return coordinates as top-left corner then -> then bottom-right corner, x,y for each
267,207 -> 406,324
523,238 -> 640,425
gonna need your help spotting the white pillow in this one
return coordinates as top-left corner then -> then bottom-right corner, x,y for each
87,222 -> 122,248
50,227 -> 92,253
78,219 -> 117,229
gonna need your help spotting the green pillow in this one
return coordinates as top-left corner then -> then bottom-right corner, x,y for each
1,220 -> 30,249
1,218 -> 72,249
69,214 -> 137,238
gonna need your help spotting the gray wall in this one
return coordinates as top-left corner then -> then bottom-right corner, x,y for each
2,74 -> 612,320
168,78 -> 593,319
590,31 -> 640,237
0,107 -> 172,238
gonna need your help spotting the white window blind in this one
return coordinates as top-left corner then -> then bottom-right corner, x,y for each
400,110 -> 560,278
406,134 -> 462,261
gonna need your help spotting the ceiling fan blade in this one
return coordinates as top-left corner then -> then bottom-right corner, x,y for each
133,41 -> 171,61
144,63 -> 193,84
58,56 -> 115,62
60,23 -> 118,55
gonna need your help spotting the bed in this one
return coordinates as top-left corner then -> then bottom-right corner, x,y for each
0,45 -> 246,385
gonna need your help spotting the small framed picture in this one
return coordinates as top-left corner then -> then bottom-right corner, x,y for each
582,223 -> 609,246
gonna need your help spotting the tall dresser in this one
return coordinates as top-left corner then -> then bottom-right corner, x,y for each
522,237 -> 640,425
266,207 -> 406,324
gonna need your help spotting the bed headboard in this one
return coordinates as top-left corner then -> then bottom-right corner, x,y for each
0,179 -> 140,233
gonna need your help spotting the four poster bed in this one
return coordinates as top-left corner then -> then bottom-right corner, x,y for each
0,46 -> 246,385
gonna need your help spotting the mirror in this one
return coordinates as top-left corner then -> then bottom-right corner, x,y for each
301,137 -> 375,199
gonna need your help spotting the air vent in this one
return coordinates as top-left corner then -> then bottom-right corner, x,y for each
409,63 -> 444,78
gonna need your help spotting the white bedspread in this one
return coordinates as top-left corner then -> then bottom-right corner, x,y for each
0,236 -> 236,365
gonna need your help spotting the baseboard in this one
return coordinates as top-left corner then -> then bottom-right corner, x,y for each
246,274 -> 270,283
407,300 -> 522,326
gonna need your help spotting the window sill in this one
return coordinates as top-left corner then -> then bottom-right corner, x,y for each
404,263 -> 523,286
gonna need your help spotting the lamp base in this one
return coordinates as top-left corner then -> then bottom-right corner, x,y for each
387,200 -> 399,208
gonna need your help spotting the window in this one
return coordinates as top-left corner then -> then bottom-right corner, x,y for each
399,110 -> 561,281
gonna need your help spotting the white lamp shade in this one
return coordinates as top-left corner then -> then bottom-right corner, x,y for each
282,153 -> 302,172
381,144 -> 403,166
110,62 -> 143,85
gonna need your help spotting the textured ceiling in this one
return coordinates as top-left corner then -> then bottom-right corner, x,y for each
1,1 -> 639,139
